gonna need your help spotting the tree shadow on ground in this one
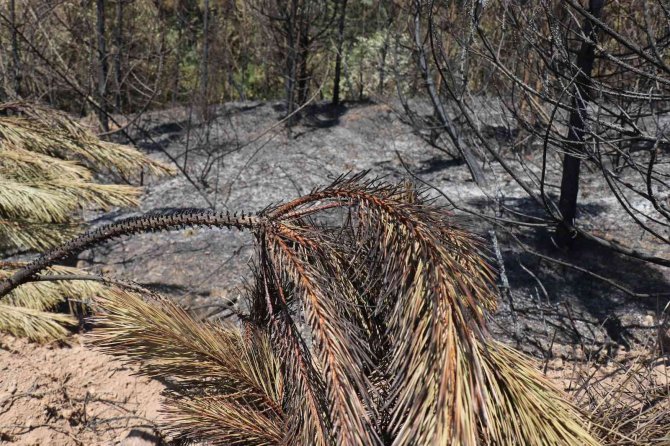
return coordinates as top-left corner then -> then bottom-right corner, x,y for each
272,101 -> 350,130
416,156 -> 464,174
487,223 -> 669,361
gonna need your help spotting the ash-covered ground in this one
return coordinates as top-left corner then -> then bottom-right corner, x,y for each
82,99 -> 670,362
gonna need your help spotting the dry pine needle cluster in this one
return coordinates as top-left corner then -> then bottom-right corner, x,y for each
0,173 -> 606,445
0,101 -> 172,341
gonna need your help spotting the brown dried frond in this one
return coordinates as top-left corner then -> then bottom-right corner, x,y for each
250,250 -> 331,446
265,173 -> 599,445
0,101 -> 174,341
266,229 -> 379,445
1,173 -> 606,443
163,393 -> 284,446
90,289 -> 285,445
0,146 -> 92,182
0,303 -> 76,342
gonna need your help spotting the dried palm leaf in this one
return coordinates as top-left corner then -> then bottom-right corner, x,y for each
0,102 -> 173,177
0,101 -> 173,341
0,219 -> 77,251
0,178 -> 79,223
0,303 -> 76,341
0,174 -> 606,444
0,147 -> 92,182
90,289 -> 285,446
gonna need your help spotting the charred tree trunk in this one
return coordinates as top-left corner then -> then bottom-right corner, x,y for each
332,0 -> 348,105
10,0 -> 21,97
378,25 -> 391,96
200,0 -> 210,120
297,26 -> 310,105
114,0 -> 123,110
555,0 -> 604,248
412,1 -> 486,186
285,0 -> 299,130
96,0 -> 109,132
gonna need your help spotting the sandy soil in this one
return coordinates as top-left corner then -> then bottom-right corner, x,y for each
0,334 -> 165,445
1,331 -> 665,446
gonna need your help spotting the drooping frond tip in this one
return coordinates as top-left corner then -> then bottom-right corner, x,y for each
0,173 -> 603,444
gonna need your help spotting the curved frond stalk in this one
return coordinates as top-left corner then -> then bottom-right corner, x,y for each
0,263 -> 132,342
0,209 -> 263,297
0,303 -> 76,342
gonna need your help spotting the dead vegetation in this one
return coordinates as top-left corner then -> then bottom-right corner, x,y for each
0,174 -> 605,445
0,102 -> 172,341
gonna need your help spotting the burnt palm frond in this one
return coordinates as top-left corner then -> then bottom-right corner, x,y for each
90,289 -> 285,446
266,229 -> 379,445
266,174 -> 501,444
0,173 -> 604,444
0,303 -> 76,341
253,245 -> 332,446
0,101 -> 173,341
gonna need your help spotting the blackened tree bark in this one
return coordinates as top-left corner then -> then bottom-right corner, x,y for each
285,0 -> 299,129
377,10 -> 394,96
297,20 -> 310,105
555,0 -> 605,248
10,0 -> 21,97
114,0 -> 124,110
200,0 -> 210,119
96,0 -> 109,132
332,0 -> 347,105
412,0 -> 486,186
